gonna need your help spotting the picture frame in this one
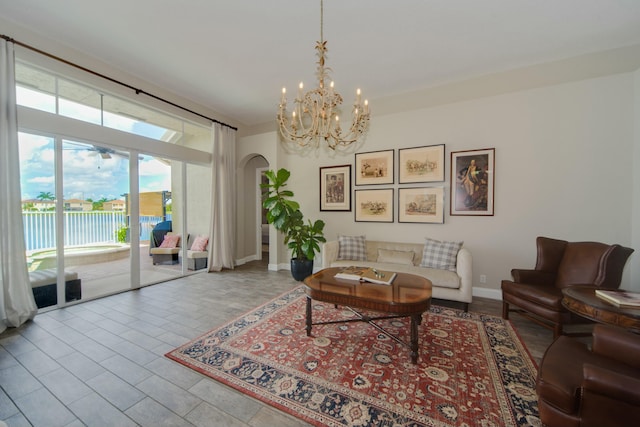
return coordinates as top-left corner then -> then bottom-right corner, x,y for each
398,187 -> 444,223
398,144 -> 445,183
319,164 -> 351,211
450,148 -> 495,216
355,149 -> 394,186
354,189 -> 394,222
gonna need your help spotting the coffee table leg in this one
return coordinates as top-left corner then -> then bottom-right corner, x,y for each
410,314 -> 420,364
306,296 -> 312,336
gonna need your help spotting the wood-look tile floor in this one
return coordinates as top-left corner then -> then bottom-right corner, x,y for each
0,259 -> 560,427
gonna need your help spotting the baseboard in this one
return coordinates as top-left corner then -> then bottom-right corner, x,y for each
267,263 -> 280,271
278,262 -> 290,271
267,263 -> 324,273
473,286 -> 502,301
235,254 -> 258,266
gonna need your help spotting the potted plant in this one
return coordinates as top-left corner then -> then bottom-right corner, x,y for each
261,168 -> 326,281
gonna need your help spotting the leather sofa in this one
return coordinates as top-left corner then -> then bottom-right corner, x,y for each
537,324 -> 640,427
501,236 -> 633,338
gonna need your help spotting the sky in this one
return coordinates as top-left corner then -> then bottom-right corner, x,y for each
19,133 -> 171,202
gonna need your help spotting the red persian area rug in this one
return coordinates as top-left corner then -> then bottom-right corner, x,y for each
166,286 -> 540,427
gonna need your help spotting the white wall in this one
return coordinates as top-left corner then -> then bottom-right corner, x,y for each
633,67 -> 640,290
236,132 -> 284,269
238,72 -> 638,297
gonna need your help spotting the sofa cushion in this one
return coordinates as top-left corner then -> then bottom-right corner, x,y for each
187,250 -> 208,259
377,248 -> 414,265
420,238 -> 463,271
150,247 -> 180,255
501,281 -> 564,310
29,269 -> 78,288
337,235 -> 367,261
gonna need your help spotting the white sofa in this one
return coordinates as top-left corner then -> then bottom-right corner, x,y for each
322,240 -> 473,310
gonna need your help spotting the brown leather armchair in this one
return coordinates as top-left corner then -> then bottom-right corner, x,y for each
501,236 -> 633,338
537,324 -> 640,427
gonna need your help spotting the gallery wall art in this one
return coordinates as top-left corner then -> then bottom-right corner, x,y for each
450,148 -> 495,216
320,164 -> 351,211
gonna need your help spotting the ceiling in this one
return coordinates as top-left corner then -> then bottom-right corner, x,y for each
2,0 -> 640,130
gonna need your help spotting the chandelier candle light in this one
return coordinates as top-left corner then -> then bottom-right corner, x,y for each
277,0 -> 370,150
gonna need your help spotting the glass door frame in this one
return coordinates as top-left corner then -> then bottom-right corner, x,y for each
129,148 -> 141,289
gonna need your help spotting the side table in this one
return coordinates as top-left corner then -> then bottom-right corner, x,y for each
562,286 -> 640,333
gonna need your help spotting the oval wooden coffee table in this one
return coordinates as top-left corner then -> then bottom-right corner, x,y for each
562,286 -> 640,333
303,267 -> 432,364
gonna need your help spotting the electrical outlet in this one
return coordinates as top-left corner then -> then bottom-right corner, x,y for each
479,274 -> 487,284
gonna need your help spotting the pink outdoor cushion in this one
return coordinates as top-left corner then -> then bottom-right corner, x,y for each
191,235 -> 208,252
159,234 -> 180,248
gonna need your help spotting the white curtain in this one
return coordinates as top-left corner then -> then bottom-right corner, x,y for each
208,123 -> 236,271
0,39 -> 37,333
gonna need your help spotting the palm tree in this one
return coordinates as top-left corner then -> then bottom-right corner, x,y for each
37,191 -> 55,201
93,197 -> 108,211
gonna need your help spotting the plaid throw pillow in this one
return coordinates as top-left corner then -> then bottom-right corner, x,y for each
420,238 -> 462,271
337,235 -> 367,261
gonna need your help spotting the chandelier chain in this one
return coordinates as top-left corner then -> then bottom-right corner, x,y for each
320,0 -> 323,43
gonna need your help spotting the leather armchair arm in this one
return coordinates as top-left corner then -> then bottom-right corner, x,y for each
511,268 -> 555,285
582,363 -> 640,407
592,324 -> 640,369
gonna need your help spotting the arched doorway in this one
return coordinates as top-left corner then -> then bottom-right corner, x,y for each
238,154 -> 269,266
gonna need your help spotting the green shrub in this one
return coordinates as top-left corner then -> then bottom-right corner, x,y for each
116,225 -> 129,243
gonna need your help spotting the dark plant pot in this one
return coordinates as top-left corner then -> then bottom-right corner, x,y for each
290,258 -> 313,281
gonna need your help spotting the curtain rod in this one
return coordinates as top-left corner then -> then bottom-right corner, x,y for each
1,34 -> 238,131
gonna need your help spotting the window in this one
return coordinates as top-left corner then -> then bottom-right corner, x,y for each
15,61 -> 209,149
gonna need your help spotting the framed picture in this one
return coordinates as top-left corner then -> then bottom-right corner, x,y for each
355,149 -> 394,186
451,148 -> 495,216
355,189 -> 394,222
320,164 -> 351,211
398,144 -> 445,183
398,187 -> 444,223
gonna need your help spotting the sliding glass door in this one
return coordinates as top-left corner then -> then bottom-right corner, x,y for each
139,153 -> 183,286
19,133 -> 59,308
62,139 -> 131,300
19,131 -> 191,309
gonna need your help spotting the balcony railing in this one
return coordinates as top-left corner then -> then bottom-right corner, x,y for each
23,211 -> 168,251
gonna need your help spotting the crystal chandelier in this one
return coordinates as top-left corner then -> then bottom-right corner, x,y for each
277,0 -> 370,150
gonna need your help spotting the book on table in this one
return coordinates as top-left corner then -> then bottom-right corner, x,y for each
595,289 -> 640,308
334,266 -> 397,285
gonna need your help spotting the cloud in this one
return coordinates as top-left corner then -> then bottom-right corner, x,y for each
19,134 -> 171,201
139,157 -> 170,176
28,176 -> 54,184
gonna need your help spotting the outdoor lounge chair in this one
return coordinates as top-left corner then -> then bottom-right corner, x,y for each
29,268 -> 82,308
150,232 -> 182,265
181,235 -> 209,270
